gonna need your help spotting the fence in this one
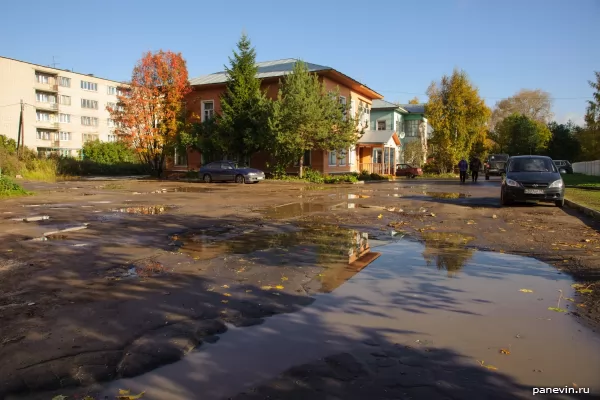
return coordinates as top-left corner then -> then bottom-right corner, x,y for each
572,160 -> 600,176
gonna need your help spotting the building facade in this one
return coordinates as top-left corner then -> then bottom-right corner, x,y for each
0,56 -> 128,157
175,58 -> 383,175
370,100 -> 433,166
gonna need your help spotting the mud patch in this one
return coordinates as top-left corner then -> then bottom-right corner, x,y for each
423,192 -> 470,199
168,187 -> 215,193
263,202 -> 337,219
110,205 -> 175,215
106,259 -> 166,279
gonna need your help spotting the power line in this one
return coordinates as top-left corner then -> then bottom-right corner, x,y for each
378,89 -> 593,101
0,103 -> 21,108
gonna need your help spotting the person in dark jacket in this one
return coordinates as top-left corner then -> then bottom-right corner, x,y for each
458,158 -> 468,183
470,157 -> 482,182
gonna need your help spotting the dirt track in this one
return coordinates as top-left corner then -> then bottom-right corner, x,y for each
1,177 -> 599,399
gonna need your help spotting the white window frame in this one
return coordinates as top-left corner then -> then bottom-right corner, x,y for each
81,99 -> 98,109
58,77 -> 71,87
107,102 -> 116,110
377,120 -> 387,131
59,114 -> 71,123
328,150 -> 337,166
373,148 -> 383,164
35,73 -> 49,84
339,149 -> 347,166
81,81 -> 98,91
36,111 -> 52,122
83,133 -> 99,142
174,148 -> 188,167
59,131 -> 71,141
81,116 -> 99,126
202,100 -> 214,122
107,134 -> 117,142
36,130 -> 51,140
107,86 -> 116,95
59,95 -> 71,106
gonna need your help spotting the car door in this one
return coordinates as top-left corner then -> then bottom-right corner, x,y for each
398,164 -> 408,176
220,162 -> 235,181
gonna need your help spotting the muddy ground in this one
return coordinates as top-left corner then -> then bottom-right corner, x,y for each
0,177 -> 599,398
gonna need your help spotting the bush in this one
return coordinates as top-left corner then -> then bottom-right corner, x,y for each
57,157 -> 149,176
323,174 -> 359,184
82,141 -> 138,164
0,176 -> 28,197
356,170 -> 388,181
303,168 -> 325,184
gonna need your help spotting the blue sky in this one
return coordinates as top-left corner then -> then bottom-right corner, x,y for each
2,0 -> 598,124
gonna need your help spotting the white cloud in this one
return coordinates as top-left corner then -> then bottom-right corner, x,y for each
556,112 -> 585,126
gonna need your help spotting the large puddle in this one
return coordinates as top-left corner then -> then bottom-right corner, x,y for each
101,240 -> 600,399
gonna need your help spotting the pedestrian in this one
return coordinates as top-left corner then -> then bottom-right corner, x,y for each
470,157 -> 481,182
458,158 -> 468,183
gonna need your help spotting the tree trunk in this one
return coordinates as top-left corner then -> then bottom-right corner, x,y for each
298,155 -> 304,179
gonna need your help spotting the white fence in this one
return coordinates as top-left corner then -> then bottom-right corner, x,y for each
572,160 -> 600,176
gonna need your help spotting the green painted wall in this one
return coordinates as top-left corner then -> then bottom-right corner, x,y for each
370,109 -> 404,131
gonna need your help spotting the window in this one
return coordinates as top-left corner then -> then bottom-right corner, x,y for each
35,73 -> 49,84
58,131 -> 71,141
59,77 -> 71,87
117,88 -> 128,97
36,111 -> 53,122
36,130 -> 52,140
107,86 -> 116,95
294,150 -> 311,167
59,114 -> 71,123
108,134 -> 117,142
174,149 -> 188,167
107,102 -> 116,110
83,133 -> 99,142
36,92 -> 56,103
59,149 -> 72,157
81,81 -> 97,91
377,120 -> 386,130
81,99 -> 98,109
339,96 -> 347,120
202,101 -> 214,121
81,116 -> 99,126
59,95 -> 71,105
107,118 -> 115,127
373,148 -> 383,164
404,120 -> 419,137
328,150 -> 337,166
339,149 -> 347,166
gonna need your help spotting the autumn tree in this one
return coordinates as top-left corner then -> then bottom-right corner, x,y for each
216,33 -> 271,163
403,139 -> 424,166
425,69 -> 490,173
269,61 -> 361,178
109,50 -> 190,177
577,72 -> 600,160
490,89 -> 553,131
408,96 -> 420,105
495,114 -> 552,155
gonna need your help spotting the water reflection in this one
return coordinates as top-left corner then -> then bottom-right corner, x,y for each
421,232 -> 475,276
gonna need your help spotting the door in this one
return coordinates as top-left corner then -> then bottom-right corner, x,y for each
372,148 -> 382,174
220,162 -> 235,181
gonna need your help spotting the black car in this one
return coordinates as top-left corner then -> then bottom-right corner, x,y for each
553,160 -> 573,174
198,161 -> 265,184
484,154 -> 509,180
501,155 -> 565,207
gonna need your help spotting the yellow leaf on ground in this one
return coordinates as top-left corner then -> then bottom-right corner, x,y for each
281,276 -> 289,281
261,285 -> 272,290
519,289 -> 533,293
222,284 -> 230,288
119,390 -> 131,395
51,396 -> 68,400
500,349 -> 511,355
377,214 -> 383,219
577,303 -> 586,307
116,391 -> 145,400
223,293 -> 231,297
221,300 -> 229,303
275,285 -> 285,290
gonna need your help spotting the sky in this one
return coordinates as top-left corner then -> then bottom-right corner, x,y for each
1,0 -> 598,125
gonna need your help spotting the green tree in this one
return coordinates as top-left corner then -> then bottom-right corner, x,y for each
577,72 -> 600,160
403,139 -> 424,166
269,61 -> 360,178
490,89 -> 553,131
425,69 -> 490,173
217,33 -> 271,163
495,114 -> 551,155
546,121 -> 581,161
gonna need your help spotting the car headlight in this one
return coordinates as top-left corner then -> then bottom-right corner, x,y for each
505,178 -> 520,187
549,179 -> 563,188
247,172 -> 257,176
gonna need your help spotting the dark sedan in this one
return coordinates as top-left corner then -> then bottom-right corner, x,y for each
199,161 -> 265,184
484,154 -> 509,180
554,160 -> 574,174
501,156 -> 565,207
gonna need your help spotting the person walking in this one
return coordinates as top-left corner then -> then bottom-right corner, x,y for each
470,157 -> 482,182
458,158 -> 468,183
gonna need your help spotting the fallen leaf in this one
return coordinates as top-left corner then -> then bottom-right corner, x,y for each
275,285 -> 284,290
565,297 -> 575,302
119,390 -> 131,395
377,214 -> 383,219
500,348 -> 510,355
577,303 -> 586,308
519,289 -> 533,293
578,289 -> 593,294
478,360 -> 498,370
281,276 -> 288,281
223,293 -> 231,297
221,300 -> 229,303
116,391 -> 145,400
222,284 -> 230,288
260,285 -> 273,290
51,396 -> 68,400
548,307 -> 567,313
492,214 -> 498,219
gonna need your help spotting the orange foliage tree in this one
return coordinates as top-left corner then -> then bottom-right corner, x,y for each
109,50 -> 191,177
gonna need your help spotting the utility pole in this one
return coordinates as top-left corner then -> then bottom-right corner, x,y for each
16,99 -> 24,157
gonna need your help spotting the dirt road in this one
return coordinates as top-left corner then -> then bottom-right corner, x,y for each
1,178 -> 599,399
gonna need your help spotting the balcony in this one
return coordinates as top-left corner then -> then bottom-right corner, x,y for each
36,120 -> 59,130
52,141 -> 60,148
36,101 -> 58,111
34,82 -> 58,92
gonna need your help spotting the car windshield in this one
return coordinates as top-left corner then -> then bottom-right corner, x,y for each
508,158 -> 557,173
489,155 -> 508,161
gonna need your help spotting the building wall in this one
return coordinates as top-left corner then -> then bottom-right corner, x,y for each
0,56 -> 126,156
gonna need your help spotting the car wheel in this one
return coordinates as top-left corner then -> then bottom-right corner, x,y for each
203,174 -> 212,183
235,174 -> 245,184
501,190 -> 511,206
555,198 -> 565,208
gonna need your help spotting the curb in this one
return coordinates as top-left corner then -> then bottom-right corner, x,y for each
565,199 -> 600,220
566,186 -> 600,191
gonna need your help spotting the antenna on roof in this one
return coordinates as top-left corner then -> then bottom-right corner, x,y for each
50,56 -> 59,68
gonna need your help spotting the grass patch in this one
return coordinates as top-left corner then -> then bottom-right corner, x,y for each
419,172 -> 460,179
566,188 -> 600,211
562,173 -> 600,188
0,176 -> 30,198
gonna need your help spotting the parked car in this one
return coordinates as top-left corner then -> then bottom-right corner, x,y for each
553,160 -> 573,174
395,163 -> 423,178
500,155 -> 565,207
198,161 -> 266,184
484,154 -> 509,180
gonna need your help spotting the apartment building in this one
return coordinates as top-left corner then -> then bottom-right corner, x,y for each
0,56 -> 128,157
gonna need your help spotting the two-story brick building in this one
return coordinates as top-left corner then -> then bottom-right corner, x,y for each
173,58 -> 384,175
